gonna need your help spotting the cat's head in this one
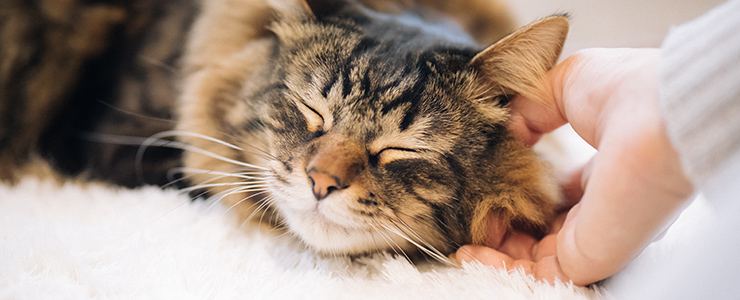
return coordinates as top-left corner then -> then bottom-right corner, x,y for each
179,0 -> 568,258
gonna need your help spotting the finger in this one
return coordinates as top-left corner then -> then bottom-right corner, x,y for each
534,255 -> 571,285
497,230 -> 537,261
507,107 -> 543,147
508,95 -> 567,147
453,245 -> 513,269
532,234 -> 558,261
510,259 -> 535,275
557,137 -> 692,285
453,245 -> 536,276
507,53 -> 587,146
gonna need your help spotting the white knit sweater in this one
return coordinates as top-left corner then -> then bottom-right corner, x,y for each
660,0 -> 740,192
639,1 -> 740,298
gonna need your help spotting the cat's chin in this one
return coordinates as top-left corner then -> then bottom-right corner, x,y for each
267,183 -> 416,255
278,206 -> 415,255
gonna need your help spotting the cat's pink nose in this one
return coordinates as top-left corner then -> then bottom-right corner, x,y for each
305,136 -> 366,201
307,169 -> 342,200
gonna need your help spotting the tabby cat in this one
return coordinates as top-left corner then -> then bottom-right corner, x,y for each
0,0 -> 567,259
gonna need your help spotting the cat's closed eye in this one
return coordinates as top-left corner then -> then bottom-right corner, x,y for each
295,99 -> 325,132
376,147 -> 421,165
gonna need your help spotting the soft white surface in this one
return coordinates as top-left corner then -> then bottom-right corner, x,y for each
1,178 -> 605,299
0,126 -> 711,300
0,132 -> 713,299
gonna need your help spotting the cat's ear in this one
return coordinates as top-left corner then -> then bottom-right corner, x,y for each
471,15 -> 569,102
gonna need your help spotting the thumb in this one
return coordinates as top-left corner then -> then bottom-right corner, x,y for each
507,54 -> 581,146
508,95 -> 565,147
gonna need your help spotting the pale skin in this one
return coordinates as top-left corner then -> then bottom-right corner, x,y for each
451,48 -> 695,286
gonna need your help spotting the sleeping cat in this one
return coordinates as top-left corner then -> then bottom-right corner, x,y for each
0,0 -> 567,260
178,0 -> 567,257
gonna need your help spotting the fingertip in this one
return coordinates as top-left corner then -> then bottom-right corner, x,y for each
533,234 -> 558,260
454,245 -> 512,269
453,245 -> 475,264
555,210 -> 600,286
507,111 -> 541,147
498,230 -> 537,261
534,255 -> 572,286
511,259 -> 535,275
508,93 -> 567,140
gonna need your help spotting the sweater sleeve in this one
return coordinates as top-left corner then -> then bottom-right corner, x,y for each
659,0 -> 740,193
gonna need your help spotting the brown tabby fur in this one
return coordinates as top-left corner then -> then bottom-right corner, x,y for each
0,0 -> 194,186
1,0 -> 567,258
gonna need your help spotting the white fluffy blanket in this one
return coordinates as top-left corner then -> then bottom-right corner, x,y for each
0,129 -> 711,299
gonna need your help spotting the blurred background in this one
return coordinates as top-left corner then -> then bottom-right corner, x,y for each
508,0 -> 726,57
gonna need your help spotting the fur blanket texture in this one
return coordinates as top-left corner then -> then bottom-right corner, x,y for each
0,128 -> 712,299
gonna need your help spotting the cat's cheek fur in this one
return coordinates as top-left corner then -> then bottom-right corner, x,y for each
469,135 -> 561,246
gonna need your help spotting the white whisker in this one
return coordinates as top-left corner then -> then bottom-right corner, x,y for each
240,195 -> 278,230
171,167 -> 269,179
147,130 -> 246,151
205,186 -> 267,211
398,223 -> 452,265
244,195 -> 275,224
224,190 -> 270,217
382,223 -> 455,266
371,223 -> 410,263
397,212 -> 461,254
172,170 -> 266,195
181,182 -> 269,194
137,138 -> 267,172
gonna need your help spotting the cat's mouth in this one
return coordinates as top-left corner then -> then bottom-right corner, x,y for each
281,191 -> 370,230
266,180 -> 413,254
277,200 -> 414,255
264,159 -> 437,255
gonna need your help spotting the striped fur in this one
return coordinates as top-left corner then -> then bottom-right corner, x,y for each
0,0 -> 196,186
1,0 -> 567,258
180,0 -> 567,256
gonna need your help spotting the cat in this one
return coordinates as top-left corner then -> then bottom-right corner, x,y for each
0,0 -> 567,260
177,0 -> 567,257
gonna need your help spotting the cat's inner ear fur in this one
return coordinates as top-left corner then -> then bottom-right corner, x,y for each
471,16 -> 569,102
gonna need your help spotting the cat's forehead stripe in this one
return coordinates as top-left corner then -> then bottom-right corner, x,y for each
274,23 -> 478,155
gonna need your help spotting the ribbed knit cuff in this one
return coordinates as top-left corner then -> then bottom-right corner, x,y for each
659,0 -> 740,188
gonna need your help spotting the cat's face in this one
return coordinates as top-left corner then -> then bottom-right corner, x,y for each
262,36 -> 491,255
179,1 -> 568,258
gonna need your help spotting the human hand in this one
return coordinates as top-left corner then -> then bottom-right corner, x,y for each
453,48 -> 695,286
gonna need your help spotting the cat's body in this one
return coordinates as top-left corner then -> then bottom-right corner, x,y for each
1,0 -> 566,259
0,0 -> 196,186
